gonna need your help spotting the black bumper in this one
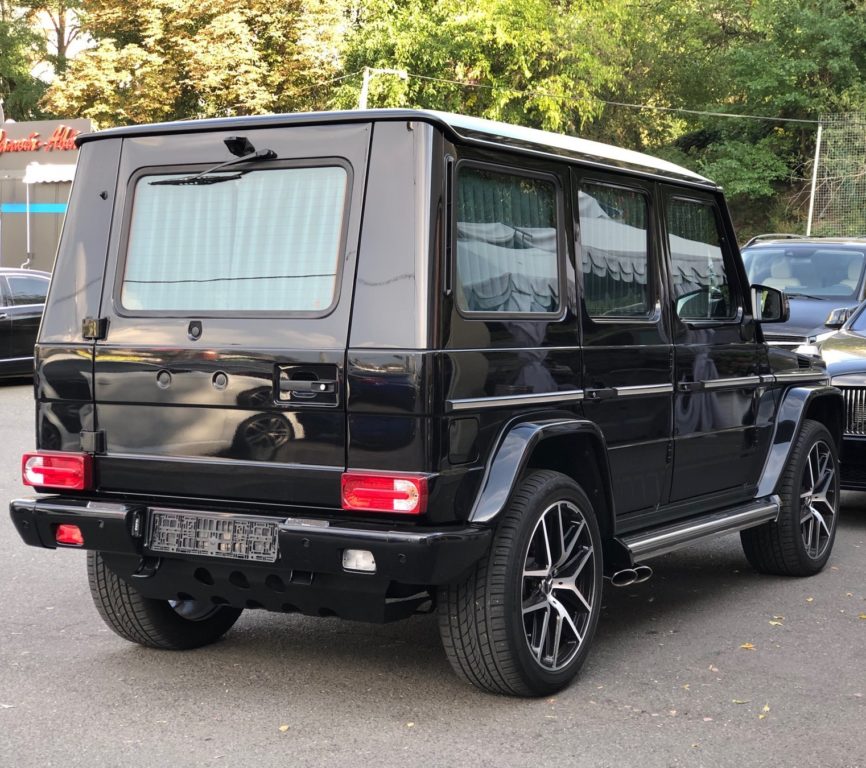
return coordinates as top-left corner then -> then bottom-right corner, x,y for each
9,497 -> 492,587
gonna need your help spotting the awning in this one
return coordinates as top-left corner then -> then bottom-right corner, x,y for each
22,162 -> 76,184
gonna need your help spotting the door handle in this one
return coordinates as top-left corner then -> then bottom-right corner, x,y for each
677,381 -> 706,393
279,379 -> 336,394
585,387 -> 618,401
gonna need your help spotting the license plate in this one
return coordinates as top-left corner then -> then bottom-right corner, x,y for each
147,508 -> 279,563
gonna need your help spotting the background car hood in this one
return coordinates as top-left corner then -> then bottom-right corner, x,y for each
779,297 -> 857,338
821,329 -> 866,376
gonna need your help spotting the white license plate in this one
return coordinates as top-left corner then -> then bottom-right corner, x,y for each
147,508 -> 279,563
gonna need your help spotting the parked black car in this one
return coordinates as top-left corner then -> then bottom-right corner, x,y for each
741,235 -> 866,347
0,268 -> 50,378
9,110 -> 844,697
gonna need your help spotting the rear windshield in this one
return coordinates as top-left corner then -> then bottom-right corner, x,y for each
122,166 -> 348,314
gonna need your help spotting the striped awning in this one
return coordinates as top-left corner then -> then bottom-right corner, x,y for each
22,162 -> 76,184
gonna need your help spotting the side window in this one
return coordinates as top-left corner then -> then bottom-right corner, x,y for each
668,198 -> 737,321
455,165 -> 560,315
7,275 -> 49,306
577,182 -> 652,318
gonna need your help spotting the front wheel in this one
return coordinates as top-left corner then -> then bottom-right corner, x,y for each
741,419 -> 840,576
87,552 -> 243,650
438,470 -> 603,696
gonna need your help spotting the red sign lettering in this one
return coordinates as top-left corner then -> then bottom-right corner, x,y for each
0,125 -> 80,155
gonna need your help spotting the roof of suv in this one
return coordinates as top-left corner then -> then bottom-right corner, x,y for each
76,109 -> 713,188
743,234 -> 866,249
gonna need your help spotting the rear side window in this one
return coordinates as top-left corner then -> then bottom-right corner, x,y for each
6,275 -> 49,305
577,182 -> 651,318
455,165 -> 560,315
121,166 -> 348,313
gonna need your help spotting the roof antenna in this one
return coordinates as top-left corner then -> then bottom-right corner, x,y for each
224,136 -> 256,157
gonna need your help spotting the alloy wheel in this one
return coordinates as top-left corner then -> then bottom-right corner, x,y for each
799,439 -> 838,560
521,500 -> 597,672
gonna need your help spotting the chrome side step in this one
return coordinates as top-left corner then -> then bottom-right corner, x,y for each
619,496 -> 780,563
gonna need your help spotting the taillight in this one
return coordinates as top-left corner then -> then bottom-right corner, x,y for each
55,524 -> 84,546
22,452 -> 92,491
341,472 -> 428,514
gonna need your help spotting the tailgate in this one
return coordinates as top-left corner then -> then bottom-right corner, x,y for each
91,122 -> 371,508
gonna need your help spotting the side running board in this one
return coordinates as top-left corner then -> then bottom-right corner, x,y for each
618,497 -> 780,563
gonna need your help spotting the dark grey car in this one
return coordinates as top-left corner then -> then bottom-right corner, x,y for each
741,237 -> 866,347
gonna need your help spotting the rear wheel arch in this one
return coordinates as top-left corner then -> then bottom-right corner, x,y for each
469,418 -> 615,540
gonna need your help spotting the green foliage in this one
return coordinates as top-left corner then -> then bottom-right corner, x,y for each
0,2 -> 48,119
334,0 -> 625,132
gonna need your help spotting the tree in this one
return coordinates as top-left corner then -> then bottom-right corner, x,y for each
334,0 -> 627,133
42,0 -> 354,126
21,0 -> 83,76
0,1 -> 48,120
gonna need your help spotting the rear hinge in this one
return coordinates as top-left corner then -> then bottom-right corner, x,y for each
82,316 -> 109,340
80,429 -> 106,454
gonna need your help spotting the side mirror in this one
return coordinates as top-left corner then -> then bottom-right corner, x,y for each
824,306 -> 854,329
751,284 -> 789,323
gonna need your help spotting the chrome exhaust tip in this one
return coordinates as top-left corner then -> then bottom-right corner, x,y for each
609,568 -> 638,587
633,564 -> 653,584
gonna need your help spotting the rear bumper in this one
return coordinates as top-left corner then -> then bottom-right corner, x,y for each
10,496 -> 492,587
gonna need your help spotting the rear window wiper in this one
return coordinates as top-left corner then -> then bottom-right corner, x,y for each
150,148 -> 277,186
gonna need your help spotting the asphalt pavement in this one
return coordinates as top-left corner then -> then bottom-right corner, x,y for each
0,380 -> 863,768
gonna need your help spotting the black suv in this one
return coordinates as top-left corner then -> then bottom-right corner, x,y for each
10,110 -> 844,697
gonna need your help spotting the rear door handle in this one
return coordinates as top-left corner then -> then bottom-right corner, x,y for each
279,379 -> 337,394
584,387 -> 618,401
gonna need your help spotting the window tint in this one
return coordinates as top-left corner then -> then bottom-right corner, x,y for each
668,198 -> 736,321
7,275 -> 49,305
578,183 -> 651,318
455,166 -> 559,314
122,166 -> 348,313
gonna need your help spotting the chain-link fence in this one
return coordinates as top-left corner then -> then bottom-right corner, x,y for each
811,113 -> 866,237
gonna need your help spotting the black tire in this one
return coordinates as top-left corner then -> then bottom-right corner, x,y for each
87,552 -> 243,650
438,470 -> 603,697
741,419 -> 840,576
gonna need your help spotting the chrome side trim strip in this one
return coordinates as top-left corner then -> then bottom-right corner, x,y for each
446,389 -> 585,412
702,375 -> 762,390
773,371 -> 827,383
614,383 -> 674,397
621,497 -> 780,561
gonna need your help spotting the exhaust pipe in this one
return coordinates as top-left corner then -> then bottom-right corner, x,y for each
608,564 -> 653,587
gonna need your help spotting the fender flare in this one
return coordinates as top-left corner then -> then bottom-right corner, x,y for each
468,417 -> 615,534
755,385 -> 843,498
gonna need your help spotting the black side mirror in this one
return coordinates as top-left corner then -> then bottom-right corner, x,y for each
824,306 -> 854,329
751,284 -> 790,323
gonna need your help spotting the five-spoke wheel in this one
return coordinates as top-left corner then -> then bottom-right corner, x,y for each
742,419 -> 840,576
439,470 -> 602,696
521,500 -> 596,672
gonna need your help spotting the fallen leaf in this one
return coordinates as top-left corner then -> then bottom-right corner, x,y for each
762,704 -> 770,713
278,725 -> 289,733
703,717 -> 713,722
0,704 -> 14,710
846,593 -> 853,598
758,713 -> 767,720
669,710 -> 677,716
772,615 -> 784,620
859,614 -> 866,620
682,684 -> 690,690
708,665 -> 719,673
740,642 -> 756,651
406,722 -> 415,728
806,597 -> 814,603
732,699 -> 750,705
769,620 -> 783,627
